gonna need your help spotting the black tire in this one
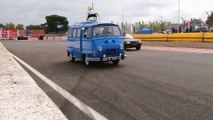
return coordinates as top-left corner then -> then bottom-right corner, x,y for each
83,55 -> 91,66
136,46 -> 141,50
69,53 -> 75,62
112,60 -> 120,65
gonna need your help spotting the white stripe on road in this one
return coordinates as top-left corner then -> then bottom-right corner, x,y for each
143,46 -> 213,54
10,53 -> 108,120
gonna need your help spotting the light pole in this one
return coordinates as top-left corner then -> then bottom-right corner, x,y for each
122,8 -> 125,33
178,0 -> 180,32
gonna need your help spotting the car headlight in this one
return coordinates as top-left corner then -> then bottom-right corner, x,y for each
120,45 -> 124,49
98,47 -> 102,51
126,41 -> 131,44
138,40 -> 142,43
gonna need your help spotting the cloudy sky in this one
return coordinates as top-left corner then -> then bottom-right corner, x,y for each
0,0 -> 212,26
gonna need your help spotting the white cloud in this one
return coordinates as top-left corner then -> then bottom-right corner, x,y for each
0,0 -> 212,26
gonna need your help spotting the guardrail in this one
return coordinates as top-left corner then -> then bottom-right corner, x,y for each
44,34 -> 67,40
132,32 -> 213,43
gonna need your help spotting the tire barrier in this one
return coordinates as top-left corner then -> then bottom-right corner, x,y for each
132,32 -> 213,43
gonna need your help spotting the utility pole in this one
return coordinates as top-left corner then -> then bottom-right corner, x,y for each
206,11 -> 210,31
181,17 -> 186,30
178,0 -> 180,32
122,8 -> 124,33
206,11 -> 210,17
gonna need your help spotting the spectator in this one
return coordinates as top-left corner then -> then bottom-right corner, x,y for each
186,28 -> 189,33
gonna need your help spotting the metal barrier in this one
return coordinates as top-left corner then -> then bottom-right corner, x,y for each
132,32 -> 213,43
203,33 -> 213,42
44,34 -> 67,40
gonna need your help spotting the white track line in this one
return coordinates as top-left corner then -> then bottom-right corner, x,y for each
143,46 -> 213,54
10,52 -> 108,120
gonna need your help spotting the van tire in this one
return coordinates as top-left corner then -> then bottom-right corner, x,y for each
83,55 -> 91,66
112,60 -> 120,65
69,53 -> 75,62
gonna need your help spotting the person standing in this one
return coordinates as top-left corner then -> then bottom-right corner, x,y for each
86,6 -> 99,22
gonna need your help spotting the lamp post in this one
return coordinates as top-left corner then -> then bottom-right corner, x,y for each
122,8 -> 125,33
178,0 -> 180,32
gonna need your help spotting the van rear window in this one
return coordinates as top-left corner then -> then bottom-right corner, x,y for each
72,29 -> 81,37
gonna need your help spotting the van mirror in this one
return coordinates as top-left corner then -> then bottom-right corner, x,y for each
123,32 -> 126,36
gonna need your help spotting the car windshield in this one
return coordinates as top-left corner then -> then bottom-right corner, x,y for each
124,34 -> 134,39
93,26 -> 121,37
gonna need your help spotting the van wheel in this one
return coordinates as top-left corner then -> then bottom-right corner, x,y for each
83,55 -> 91,66
112,60 -> 120,65
69,53 -> 75,62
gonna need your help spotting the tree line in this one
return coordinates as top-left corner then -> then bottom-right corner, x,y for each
1,15 -> 69,34
1,11 -> 213,34
0,23 -> 25,30
121,18 -> 209,34
121,12 -> 213,33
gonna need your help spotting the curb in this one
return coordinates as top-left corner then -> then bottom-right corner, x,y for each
0,42 -> 68,120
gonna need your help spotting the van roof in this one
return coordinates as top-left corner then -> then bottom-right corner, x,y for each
69,22 -> 118,29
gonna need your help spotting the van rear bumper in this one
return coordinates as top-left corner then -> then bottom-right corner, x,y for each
87,55 -> 127,62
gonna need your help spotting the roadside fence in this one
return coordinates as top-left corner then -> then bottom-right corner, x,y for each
132,32 -> 213,42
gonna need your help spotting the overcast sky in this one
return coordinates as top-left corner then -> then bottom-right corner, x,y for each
0,0 -> 212,26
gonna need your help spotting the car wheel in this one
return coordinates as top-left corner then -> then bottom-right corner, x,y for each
69,53 -> 75,62
112,60 -> 120,65
136,46 -> 141,50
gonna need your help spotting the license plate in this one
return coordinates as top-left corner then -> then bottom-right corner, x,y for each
108,57 -> 117,60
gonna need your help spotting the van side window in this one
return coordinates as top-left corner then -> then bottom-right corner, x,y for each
73,29 -> 77,37
68,29 -> 73,37
83,27 -> 91,39
72,29 -> 81,38
76,29 -> 81,37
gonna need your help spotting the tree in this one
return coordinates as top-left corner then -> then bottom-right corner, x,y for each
45,15 -> 69,33
26,25 -> 45,30
190,18 -> 203,27
206,12 -> 213,27
5,23 -> 16,30
16,24 -> 24,30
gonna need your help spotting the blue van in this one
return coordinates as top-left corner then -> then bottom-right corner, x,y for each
67,22 -> 126,66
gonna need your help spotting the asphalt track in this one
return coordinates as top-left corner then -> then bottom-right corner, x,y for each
2,40 -> 213,120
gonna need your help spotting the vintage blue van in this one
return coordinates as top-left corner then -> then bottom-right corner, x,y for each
67,22 -> 126,66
